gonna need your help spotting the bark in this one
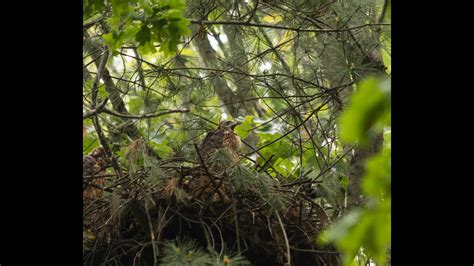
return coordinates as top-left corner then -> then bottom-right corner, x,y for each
343,20 -> 388,209
346,132 -> 384,208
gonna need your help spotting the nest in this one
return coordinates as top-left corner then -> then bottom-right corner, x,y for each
83,147 -> 341,266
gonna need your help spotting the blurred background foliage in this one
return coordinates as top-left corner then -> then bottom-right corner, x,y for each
320,77 -> 391,266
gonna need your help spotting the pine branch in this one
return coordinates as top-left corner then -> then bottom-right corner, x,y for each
189,19 -> 390,33
101,108 -> 190,119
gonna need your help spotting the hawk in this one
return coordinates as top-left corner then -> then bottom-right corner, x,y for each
200,120 -> 242,169
188,121 -> 242,203
83,147 -> 109,200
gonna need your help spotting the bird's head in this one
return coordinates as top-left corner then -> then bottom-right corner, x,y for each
218,120 -> 240,131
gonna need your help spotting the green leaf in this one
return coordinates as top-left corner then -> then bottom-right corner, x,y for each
150,18 -> 168,29
128,96 -> 144,114
102,32 -> 119,51
98,83 -> 107,98
135,25 -> 152,47
322,76 -> 391,266
88,0 -> 191,55
319,203 -> 390,265
234,116 -> 254,139
83,0 -> 105,19
319,209 -> 362,245
121,23 -> 141,40
149,140 -> 172,158
340,175 -> 349,189
273,158 -> 294,176
257,132 -> 294,166
338,78 -> 391,145
83,135 -> 99,155
362,145 -> 391,199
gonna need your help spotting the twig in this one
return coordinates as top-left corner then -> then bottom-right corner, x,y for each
101,108 -> 190,119
245,0 -> 259,23
83,15 -> 106,30
91,49 -> 109,108
275,211 -> 291,266
189,19 -> 390,33
144,200 -> 159,266
83,181 -> 114,193
83,98 -> 109,119
91,115 -> 122,177
83,173 -> 117,180
231,190 -> 242,255
378,0 -> 389,24
256,154 -> 274,172
207,175 -> 226,202
289,246 -> 340,254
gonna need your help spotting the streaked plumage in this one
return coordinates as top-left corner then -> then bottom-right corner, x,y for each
83,147 -> 109,200
189,121 -> 242,203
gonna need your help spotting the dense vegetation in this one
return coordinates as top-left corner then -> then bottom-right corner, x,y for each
83,0 -> 391,265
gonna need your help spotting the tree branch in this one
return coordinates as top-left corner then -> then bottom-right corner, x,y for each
83,15 -> 106,30
101,108 -> 190,119
275,211 -> 291,266
189,19 -> 390,33
83,98 -> 109,119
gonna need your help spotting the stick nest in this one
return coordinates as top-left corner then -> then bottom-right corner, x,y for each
83,146 -> 340,265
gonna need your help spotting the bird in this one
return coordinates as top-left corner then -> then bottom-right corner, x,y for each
83,147 -> 109,200
188,120 -> 242,204
200,120 -> 242,169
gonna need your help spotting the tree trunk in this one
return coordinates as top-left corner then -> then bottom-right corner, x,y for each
191,24 -> 241,118
346,132 -> 384,208
343,20 -> 388,209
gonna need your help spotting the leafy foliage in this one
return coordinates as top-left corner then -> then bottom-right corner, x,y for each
85,0 -> 190,55
320,77 -> 391,266
233,116 -> 253,139
339,78 -> 390,146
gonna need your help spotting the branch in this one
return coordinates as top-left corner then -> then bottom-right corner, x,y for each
378,0 -> 389,24
256,154 -> 274,172
101,108 -> 190,119
91,114 -> 123,177
91,49 -> 109,108
245,0 -> 259,23
83,181 -> 114,193
83,98 -> 109,119
144,200 -> 159,266
275,211 -> 291,266
83,15 -> 106,30
189,19 -> 390,33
